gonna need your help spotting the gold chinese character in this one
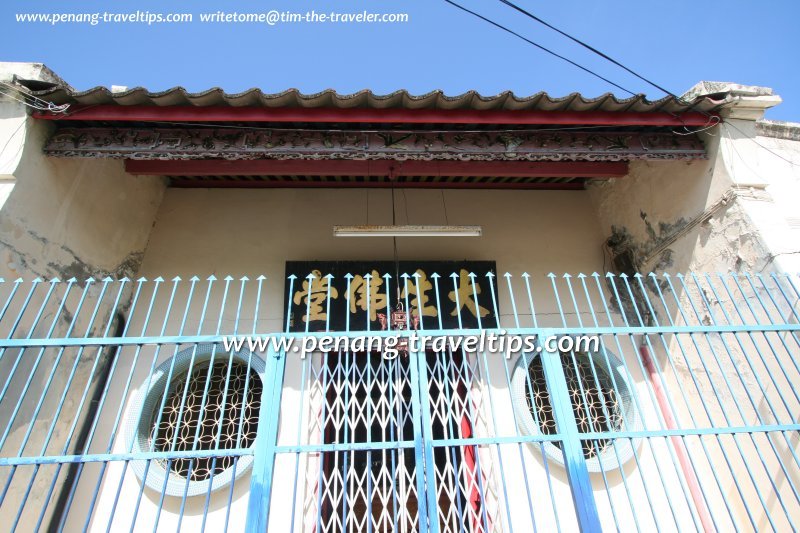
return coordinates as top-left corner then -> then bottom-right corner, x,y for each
293,270 -> 338,323
348,270 -> 388,322
400,269 -> 438,318
448,269 -> 490,319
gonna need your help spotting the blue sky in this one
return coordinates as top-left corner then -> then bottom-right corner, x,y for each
2,0 -> 798,120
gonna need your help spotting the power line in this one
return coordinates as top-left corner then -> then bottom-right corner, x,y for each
441,0 -> 638,96
451,0 -> 733,138
493,0 -> 759,139
442,0 -> 715,134
57,120 -> 643,135
496,0 -> 682,100
464,1 -> 797,170
0,81 -> 70,113
724,121 -> 800,167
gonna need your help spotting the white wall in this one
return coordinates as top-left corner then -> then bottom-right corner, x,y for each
76,185 -> 730,532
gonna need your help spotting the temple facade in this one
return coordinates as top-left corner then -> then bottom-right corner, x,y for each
0,62 -> 799,532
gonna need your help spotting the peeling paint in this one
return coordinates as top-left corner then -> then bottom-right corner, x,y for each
2,227 -> 146,284
46,251 -> 143,285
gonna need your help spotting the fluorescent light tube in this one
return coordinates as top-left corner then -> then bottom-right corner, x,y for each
333,225 -> 482,237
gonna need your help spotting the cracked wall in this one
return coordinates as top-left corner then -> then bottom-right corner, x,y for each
588,121 -> 800,528
0,98 -> 166,530
0,103 -> 165,282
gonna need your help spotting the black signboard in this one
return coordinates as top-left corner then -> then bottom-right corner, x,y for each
284,261 -> 498,332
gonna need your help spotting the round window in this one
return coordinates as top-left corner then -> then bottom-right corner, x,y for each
126,343 -> 265,497
511,346 -> 639,472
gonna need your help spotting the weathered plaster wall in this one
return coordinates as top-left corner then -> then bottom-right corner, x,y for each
587,132 -> 735,274
0,104 -> 166,281
723,119 -> 800,274
587,111 -> 800,530
0,79 -> 167,531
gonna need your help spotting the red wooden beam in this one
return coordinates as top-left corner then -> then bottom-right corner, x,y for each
125,159 -> 628,178
169,178 -> 587,190
35,105 -> 713,127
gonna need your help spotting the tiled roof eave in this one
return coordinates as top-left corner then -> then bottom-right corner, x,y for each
27,86 -> 725,114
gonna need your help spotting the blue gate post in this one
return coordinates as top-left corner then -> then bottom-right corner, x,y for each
539,331 -> 602,533
413,344 -> 440,533
408,342 -> 432,533
246,343 -> 287,533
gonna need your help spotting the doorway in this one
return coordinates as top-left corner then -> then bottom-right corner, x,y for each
318,350 -> 480,532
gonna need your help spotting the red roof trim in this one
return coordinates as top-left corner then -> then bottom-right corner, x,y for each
36,105 -> 713,127
125,159 -> 629,178
168,179 -> 587,190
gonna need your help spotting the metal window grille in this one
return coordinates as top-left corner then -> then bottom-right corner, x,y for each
524,352 -> 625,460
150,358 -> 262,482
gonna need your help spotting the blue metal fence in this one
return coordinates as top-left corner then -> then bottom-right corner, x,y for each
0,272 -> 798,532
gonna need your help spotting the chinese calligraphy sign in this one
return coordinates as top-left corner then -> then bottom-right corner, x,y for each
284,261 -> 498,332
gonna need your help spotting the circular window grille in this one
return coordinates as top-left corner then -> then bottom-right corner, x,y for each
511,346 -> 640,472
127,344 -> 265,497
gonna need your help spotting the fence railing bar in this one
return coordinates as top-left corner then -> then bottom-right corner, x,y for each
7,278 -> 99,530
103,276 -> 170,532
605,277 -> 669,530
224,276 -> 263,533
128,275 -> 189,533
591,279 -> 656,530
472,272 -> 515,533
75,277 -> 147,532
497,273 -> 541,532
286,273 -> 319,533
567,274 -> 647,529
1,272 -> 799,531
220,277 -> 250,533
642,274 -> 732,531
612,274 -> 683,529
580,272 -> 652,530
0,278 -> 81,513
715,276 -> 800,468
162,275 -> 203,532
431,351 -> 469,531
655,276 -> 750,528
342,276 -> 353,533
0,279 -> 23,332
29,277 -> 124,531
0,447 -> 255,466
40,278 -> 128,531
245,339 -> 285,533
0,278 -> 66,429
677,274 -> 779,529
642,275 -> 736,530
456,344 -> 493,533
700,280 -> 800,521
737,274 -> 800,385
9,421 -> 800,467
720,275 -> 800,411
581,274 -> 648,530
5,321 -> 800,349
200,276 -> 238,533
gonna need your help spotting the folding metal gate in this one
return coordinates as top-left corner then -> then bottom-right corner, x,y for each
0,272 -> 799,532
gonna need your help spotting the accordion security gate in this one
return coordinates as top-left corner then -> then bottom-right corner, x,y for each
0,272 -> 798,532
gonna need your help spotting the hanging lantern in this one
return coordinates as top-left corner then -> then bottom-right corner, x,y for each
377,301 -> 419,355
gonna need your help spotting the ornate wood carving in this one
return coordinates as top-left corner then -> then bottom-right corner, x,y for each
44,127 -> 706,161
